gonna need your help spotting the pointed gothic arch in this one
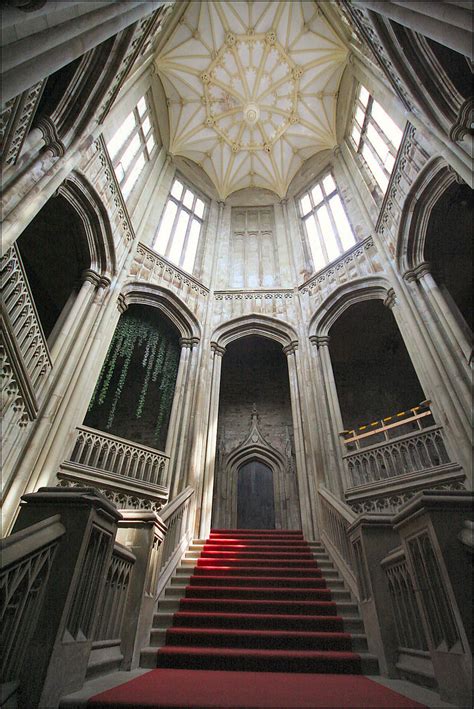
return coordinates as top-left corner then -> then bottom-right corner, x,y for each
211,313 -> 298,350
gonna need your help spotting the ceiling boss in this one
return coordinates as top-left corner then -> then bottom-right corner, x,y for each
155,1 -> 348,198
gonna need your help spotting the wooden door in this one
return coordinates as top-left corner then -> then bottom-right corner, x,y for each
237,460 -> 275,529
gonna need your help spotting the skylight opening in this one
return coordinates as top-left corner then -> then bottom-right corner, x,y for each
106,92 -> 158,202
350,84 -> 404,194
299,172 -> 356,272
152,177 -> 206,274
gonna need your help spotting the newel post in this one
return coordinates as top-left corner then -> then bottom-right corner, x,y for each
115,510 -> 167,669
11,487 -> 121,708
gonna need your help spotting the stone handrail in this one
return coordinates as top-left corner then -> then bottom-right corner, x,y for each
94,541 -> 136,643
1,515 -> 65,685
343,425 -> 450,487
156,486 -> 196,599
1,244 -> 52,424
318,486 -> 358,599
381,545 -> 429,654
68,425 -> 170,488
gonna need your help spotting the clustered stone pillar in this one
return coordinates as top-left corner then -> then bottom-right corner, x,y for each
309,335 -> 347,496
283,342 -> 318,539
166,336 -> 200,498
198,342 -> 225,538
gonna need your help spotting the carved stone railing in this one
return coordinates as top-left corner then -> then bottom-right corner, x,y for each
1,80 -> 45,167
381,546 -> 433,680
58,426 -> 169,511
318,486 -> 358,599
299,236 -> 379,302
344,425 -> 451,487
87,540 -> 136,677
155,486 -> 196,599
1,515 -> 65,688
1,244 -> 52,425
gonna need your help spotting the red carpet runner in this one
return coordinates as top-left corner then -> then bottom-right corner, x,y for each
89,530 -> 427,707
153,528 -> 360,673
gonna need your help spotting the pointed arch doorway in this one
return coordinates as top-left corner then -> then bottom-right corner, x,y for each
237,459 -> 275,529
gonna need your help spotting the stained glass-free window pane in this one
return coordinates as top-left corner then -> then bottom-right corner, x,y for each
122,153 -> 145,198
359,85 -> 370,107
362,143 -> 389,192
311,184 -> 323,205
182,218 -> 201,272
168,211 -> 189,264
183,189 -> 194,210
107,113 -> 135,159
146,136 -> 155,154
155,200 -> 177,254
142,116 -> 151,136
305,215 -> 325,271
355,106 -> 365,128
322,174 -> 336,195
300,194 -> 311,216
317,204 -> 339,262
367,123 -> 389,163
329,195 -> 355,251
121,134 -> 140,172
137,97 -> 147,117
171,180 -> 183,200
194,198 -> 205,219
351,125 -> 361,148
371,102 -> 403,148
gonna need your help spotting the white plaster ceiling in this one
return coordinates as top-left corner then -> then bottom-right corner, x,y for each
155,1 -> 349,199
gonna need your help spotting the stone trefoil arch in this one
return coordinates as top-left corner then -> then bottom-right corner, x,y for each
214,404 -> 298,530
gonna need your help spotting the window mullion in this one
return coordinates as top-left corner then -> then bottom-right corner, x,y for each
179,209 -> 193,268
313,209 -> 330,265
113,124 -> 140,167
165,200 -> 182,260
326,197 -> 344,253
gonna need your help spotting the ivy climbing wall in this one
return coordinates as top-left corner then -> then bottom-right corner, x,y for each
85,305 -> 180,450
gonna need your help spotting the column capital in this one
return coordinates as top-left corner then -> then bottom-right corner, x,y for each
310,335 -> 330,348
180,336 -> 200,349
117,293 -> 128,313
403,262 -> 431,283
283,341 -> 298,356
81,269 -> 102,287
332,144 -> 342,157
383,287 -> 397,310
210,342 -> 226,357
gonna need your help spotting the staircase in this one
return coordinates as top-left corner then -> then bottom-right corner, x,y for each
141,529 -> 378,674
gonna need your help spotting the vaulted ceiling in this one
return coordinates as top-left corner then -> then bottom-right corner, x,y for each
155,1 -> 349,199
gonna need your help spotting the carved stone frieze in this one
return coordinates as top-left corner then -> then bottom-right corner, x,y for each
133,243 -> 209,297
1,80 -> 45,166
299,236 -> 375,295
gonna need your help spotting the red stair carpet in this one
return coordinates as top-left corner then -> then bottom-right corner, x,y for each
89,529 -> 427,708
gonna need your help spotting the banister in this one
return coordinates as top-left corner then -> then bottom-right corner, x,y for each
159,486 -> 194,523
0,514 -> 65,569
318,485 -> 357,525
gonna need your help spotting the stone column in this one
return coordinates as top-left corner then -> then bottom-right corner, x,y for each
11,487 -> 121,708
354,1 -> 472,58
310,336 -> 348,495
198,343 -> 225,538
49,270 -> 109,364
284,342 -> 317,539
407,263 -> 472,375
166,336 -> 200,498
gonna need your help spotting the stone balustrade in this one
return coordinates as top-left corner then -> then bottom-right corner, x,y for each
1,244 -> 52,425
344,425 -> 450,487
318,486 -> 358,598
58,426 -> 169,511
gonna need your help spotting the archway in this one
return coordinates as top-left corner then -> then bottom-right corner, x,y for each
211,335 -> 301,531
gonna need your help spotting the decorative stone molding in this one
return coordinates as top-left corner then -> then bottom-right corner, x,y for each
1,244 -> 52,425
402,261 -> 431,284
212,313 -> 298,350
94,136 -> 135,246
57,479 -> 164,513
214,289 -> 293,301
282,341 -> 298,356
0,80 -> 45,166
299,236 -> 376,295
383,287 -> 397,309
132,243 -> 209,297
210,343 -> 226,357
310,335 -> 331,349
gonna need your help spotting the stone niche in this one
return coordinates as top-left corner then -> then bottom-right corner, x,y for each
212,336 -> 301,529
229,206 -> 279,289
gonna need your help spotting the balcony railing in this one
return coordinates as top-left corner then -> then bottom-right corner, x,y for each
318,486 -> 358,600
1,244 -> 52,424
344,425 -> 451,488
58,426 -> 169,511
